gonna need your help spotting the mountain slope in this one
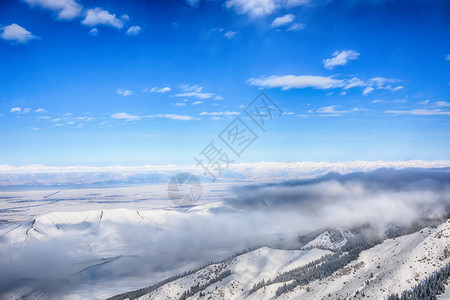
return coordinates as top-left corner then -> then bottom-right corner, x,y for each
123,219 -> 450,300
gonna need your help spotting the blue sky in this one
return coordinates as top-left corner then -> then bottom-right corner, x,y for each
0,0 -> 449,166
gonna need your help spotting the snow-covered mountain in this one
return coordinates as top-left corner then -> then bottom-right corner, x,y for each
0,207 -> 236,299
301,228 -> 355,250
1,206 -> 449,300
111,219 -> 450,300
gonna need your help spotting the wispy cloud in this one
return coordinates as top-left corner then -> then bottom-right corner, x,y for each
35,108 -> 46,113
323,50 -> 360,70
192,101 -> 203,105
271,14 -> 294,28
0,24 -> 39,44
362,77 -> 403,95
126,25 -> 141,36
186,0 -> 200,8
23,0 -> 82,20
111,112 -> 141,121
144,87 -> 171,93
248,74 -> 403,96
88,28 -> 99,36
174,85 -> 216,99
223,31 -> 238,39
199,111 -> 240,116
386,108 -> 450,116
287,23 -> 304,31
363,86 -> 374,95
436,101 -> 450,107
117,89 -> 134,96
10,107 -> 22,113
248,75 -> 345,90
82,8 -> 124,29
10,107 -> 32,114
225,0 -> 278,18
149,114 -> 194,121
225,0 -> 309,18
307,105 -> 369,117
316,105 -> 349,115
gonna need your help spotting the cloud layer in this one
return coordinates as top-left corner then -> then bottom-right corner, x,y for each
226,168 -> 450,229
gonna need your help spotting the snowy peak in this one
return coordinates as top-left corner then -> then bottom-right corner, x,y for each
302,228 -> 355,250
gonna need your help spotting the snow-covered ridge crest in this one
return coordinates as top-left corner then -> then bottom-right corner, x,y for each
302,228 -> 355,250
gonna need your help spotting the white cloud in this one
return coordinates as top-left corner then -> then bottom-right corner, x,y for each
10,107 -> 21,113
310,105 -> 368,116
150,114 -> 194,121
223,31 -> 237,39
73,116 -> 94,121
199,111 -> 240,116
225,0 -> 309,18
373,99 -> 387,104
126,25 -> 141,36
23,107 -> 32,113
0,24 -> 39,44
23,0 -> 82,20
174,102 -> 186,107
368,77 -> 398,88
361,77 -> 403,95
174,85 -> 215,99
287,23 -> 304,31
145,87 -> 171,93
343,77 -> 365,89
192,101 -> 203,105
225,0 -> 278,18
82,8 -> 124,29
271,14 -> 295,28
111,112 -> 141,121
384,85 -> 404,92
386,108 -> 450,116
436,101 -> 450,107
248,75 -> 345,90
419,100 -> 429,105
323,50 -> 360,70
446,54 -> 450,61
88,28 -> 99,36
362,86 -> 374,95
248,74 -> 403,96
316,105 -> 349,115
117,89 -> 134,96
